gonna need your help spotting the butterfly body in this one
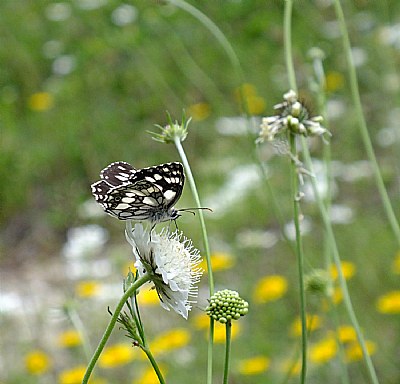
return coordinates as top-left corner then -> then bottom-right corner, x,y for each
91,161 -> 185,223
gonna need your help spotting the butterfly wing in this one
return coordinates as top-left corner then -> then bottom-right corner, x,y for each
100,161 -> 136,186
91,161 -> 185,222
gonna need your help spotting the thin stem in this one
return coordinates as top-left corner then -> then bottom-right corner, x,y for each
82,274 -> 152,384
289,134 -> 307,384
173,137 -> 214,384
141,346 -> 166,384
301,139 -> 379,384
284,1 -> 307,383
223,322 -> 232,384
333,0 -> 400,248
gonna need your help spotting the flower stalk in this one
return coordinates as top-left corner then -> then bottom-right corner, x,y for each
82,273 -> 151,384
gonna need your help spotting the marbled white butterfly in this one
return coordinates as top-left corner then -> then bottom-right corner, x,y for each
91,161 -> 185,224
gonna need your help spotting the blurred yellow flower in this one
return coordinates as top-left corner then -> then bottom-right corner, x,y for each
332,286 -> 343,305
58,365 -> 86,384
214,322 -> 241,343
253,275 -> 288,303
376,290 -> 400,314
345,340 -> 376,362
238,356 -> 270,375
135,365 -> 167,384
99,344 -> 136,368
187,102 -> 211,121
28,92 -> 54,111
25,350 -> 51,375
234,83 -> 266,114
281,359 -> 301,376
309,336 -> 337,364
291,314 -> 322,337
75,280 -> 101,298
393,251 -> 400,274
57,329 -> 82,348
192,313 -> 210,330
325,71 -> 344,92
200,252 -> 235,272
137,287 -> 159,306
330,261 -> 355,281
150,329 -> 191,355
337,325 -> 357,344
122,261 -> 137,276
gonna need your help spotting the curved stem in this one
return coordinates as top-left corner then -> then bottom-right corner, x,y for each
333,0 -> 400,248
141,345 -> 166,384
222,322 -> 232,384
82,274 -> 152,384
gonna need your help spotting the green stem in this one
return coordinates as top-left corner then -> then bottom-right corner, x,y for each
284,0 -> 297,93
333,0 -> 400,248
301,140 -> 379,384
289,134 -> 307,384
141,346 -> 166,384
173,137 -> 214,384
223,322 -> 232,384
82,274 -> 152,384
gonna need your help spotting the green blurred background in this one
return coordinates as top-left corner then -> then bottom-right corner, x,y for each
1,1 -> 400,383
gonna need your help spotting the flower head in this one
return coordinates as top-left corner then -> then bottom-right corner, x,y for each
206,289 -> 249,323
258,89 -> 330,143
126,223 -> 202,319
150,112 -> 190,144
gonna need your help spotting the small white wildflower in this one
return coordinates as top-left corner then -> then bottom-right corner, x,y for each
125,223 -> 203,319
257,89 -> 330,143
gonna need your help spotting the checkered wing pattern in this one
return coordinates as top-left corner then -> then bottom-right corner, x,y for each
91,162 -> 185,223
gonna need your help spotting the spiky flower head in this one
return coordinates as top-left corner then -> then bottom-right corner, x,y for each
150,111 -> 190,144
258,89 -> 330,143
206,289 -> 249,324
305,269 -> 332,296
125,223 -> 203,319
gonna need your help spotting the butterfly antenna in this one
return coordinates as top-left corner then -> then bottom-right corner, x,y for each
179,207 -> 213,216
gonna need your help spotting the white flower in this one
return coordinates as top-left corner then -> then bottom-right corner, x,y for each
125,223 -> 203,319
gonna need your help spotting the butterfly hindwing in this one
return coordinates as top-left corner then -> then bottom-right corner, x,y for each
100,161 -> 136,186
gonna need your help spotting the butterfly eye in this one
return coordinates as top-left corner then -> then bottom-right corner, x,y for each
114,196 -> 121,202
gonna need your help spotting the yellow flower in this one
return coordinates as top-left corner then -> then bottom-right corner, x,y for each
325,71 -> 345,92
332,286 -> 343,305
345,340 -> 376,362
291,314 -> 322,337
150,329 -> 191,356
58,329 -> 82,348
253,275 -> 288,303
28,92 -> 54,111
25,350 -> 51,375
99,344 -> 136,368
187,102 -> 211,121
309,336 -> 337,364
337,325 -> 357,343
330,261 -> 355,281
393,251 -> 400,274
135,365 -> 167,384
376,290 -> 400,314
200,252 -> 235,272
137,286 -> 159,306
214,322 -> 241,343
58,365 -> 86,384
238,356 -> 270,375
75,280 -> 101,298
192,313 -> 210,330
122,261 -> 137,276
234,83 -> 266,115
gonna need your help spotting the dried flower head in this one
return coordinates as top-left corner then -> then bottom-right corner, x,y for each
258,89 -> 330,143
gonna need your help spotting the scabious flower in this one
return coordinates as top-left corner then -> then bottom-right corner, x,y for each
150,113 -> 190,144
257,89 -> 330,143
125,223 -> 202,319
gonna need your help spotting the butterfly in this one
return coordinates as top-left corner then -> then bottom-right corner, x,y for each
91,161 -> 185,224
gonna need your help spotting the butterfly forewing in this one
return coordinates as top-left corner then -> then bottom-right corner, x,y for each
91,161 -> 185,223
100,161 -> 136,186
